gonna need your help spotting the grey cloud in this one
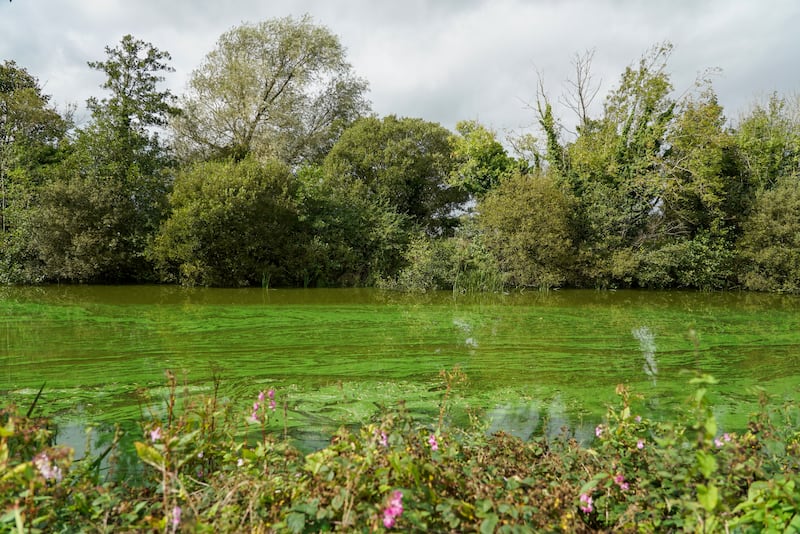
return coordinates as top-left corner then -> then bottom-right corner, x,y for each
1,0 -> 798,136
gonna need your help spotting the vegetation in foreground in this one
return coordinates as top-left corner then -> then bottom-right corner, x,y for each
2,370 -> 799,533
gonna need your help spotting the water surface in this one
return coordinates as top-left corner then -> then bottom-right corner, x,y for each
2,286 -> 799,444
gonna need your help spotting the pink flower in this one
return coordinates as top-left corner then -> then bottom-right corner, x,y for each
380,431 -> 388,447
579,493 -> 593,513
428,434 -> 439,451
269,399 -> 276,411
171,505 -> 181,528
383,491 -> 403,528
637,439 -> 645,450
33,452 -> 63,482
614,474 -> 630,491
149,427 -> 162,442
267,389 -> 275,400
595,425 -> 604,438
258,391 -> 265,402
635,415 -> 642,423
714,437 -> 724,448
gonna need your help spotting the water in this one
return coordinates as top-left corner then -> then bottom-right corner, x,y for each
2,286 -> 799,448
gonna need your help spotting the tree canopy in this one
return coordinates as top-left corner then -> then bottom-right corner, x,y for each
172,15 -> 369,165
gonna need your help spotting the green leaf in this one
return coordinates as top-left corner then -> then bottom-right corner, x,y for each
480,513 -> 499,534
134,441 -> 164,468
697,483 -> 718,513
696,450 -> 718,478
704,416 -> 717,439
286,512 -> 305,534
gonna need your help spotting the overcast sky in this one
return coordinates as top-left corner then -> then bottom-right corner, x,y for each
2,0 -> 799,139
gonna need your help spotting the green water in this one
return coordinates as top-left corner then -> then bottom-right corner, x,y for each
2,286 -> 799,445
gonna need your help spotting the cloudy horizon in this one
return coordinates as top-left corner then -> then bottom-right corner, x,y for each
2,0 -> 798,142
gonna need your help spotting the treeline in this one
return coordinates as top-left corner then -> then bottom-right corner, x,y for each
1,18 -> 799,291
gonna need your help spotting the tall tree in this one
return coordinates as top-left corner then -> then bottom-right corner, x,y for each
172,15 -> 369,165
0,61 -> 67,282
28,35 -> 176,282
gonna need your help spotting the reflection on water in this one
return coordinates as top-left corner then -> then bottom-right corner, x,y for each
632,326 -> 658,385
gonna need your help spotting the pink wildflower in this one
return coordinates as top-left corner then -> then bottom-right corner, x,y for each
380,431 -> 388,447
637,439 -> 645,450
595,425 -> 604,438
269,399 -> 276,411
149,427 -> 162,442
579,493 -> 593,513
383,490 -> 403,528
428,433 -> 439,451
635,415 -> 642,423
614,473 -> 630,491
714,437 -> 724,448
33,452 -> 63,482
171,505 -> 181,528
268,389 -> 275,400
258,391 -> 265,402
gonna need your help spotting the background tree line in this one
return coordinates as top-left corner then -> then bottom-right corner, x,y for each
1,17 -> 799,291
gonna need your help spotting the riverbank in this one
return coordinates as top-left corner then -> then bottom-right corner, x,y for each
2,372 -> 798,532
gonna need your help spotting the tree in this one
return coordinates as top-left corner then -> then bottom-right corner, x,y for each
479,172 -> 576,289
737,176 -> 800,292
0,61 -> 67,282
662,84 -> 738,237
561,44 -> 676,286
323,115 -> 465,233
172,15 -> 369,165
734,93 -> 800,192
28,35 -> 176,282
151,158 -> 301,287
449,120 -> 516,197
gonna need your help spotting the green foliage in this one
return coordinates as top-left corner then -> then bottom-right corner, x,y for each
2,371 -> 799,532
323,115 -> 466,234
172,14 -> 369,165
734,93 -> 800,191
296,164 -> 411,287
449,120 -> 516,196
737,175 -> 800,292
479,172 -> 576,289
380,223 -> 504,293
151,157 -> 301,287
0,61 -> 68,283
20,36 -> 176,283
662,84 -> 738,236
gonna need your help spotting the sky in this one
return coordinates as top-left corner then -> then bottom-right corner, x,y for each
1,0 -> 799,141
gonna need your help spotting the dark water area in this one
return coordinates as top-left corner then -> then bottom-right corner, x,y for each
2,285 -> 799,453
